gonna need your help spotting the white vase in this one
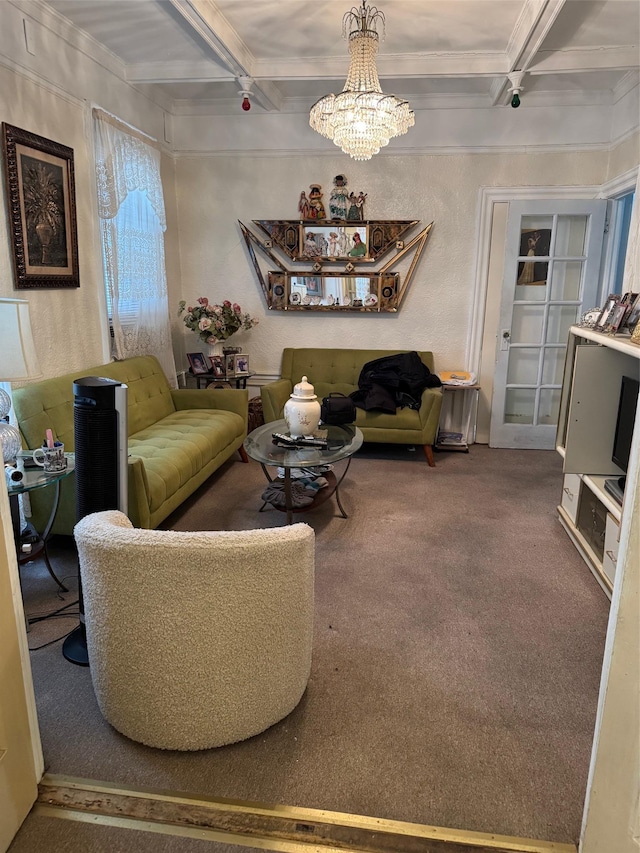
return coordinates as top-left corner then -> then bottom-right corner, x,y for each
284,376 -> 321,438
207,340 -> 223,358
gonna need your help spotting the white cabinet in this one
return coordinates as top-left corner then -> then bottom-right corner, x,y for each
560,473 -> 581,523
602,513 -> 620,585
556,326 -> 640,598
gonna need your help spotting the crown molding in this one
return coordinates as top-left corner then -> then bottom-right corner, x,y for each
9,0 -> 126,81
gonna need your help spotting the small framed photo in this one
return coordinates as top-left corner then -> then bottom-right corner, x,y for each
235,354 -> 249,375
625,293 -> 640,332
208,355 -> 226,377
187,352 -> 209,375
225,353 -> 237,377
595,295 -> 620,331
606,302 -> 627,333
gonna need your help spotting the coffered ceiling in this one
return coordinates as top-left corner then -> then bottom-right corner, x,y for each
40,0 -> 640,116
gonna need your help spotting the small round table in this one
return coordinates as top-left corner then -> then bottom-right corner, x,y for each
8,453 -> 75,591
244,420 -> 363,524
188,370 -> 254,390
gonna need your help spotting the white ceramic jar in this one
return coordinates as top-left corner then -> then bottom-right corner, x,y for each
284,376 -> 321,438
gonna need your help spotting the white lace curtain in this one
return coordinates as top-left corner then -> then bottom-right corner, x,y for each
93,109 -> 177,387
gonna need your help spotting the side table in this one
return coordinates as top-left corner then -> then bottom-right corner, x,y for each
187,370 -> 255,390
435,384 -> 481,452
9,453 -> 76,591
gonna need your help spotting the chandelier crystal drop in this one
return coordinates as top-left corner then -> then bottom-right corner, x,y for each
309,1 -> 414,161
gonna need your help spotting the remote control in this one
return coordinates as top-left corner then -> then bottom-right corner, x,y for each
272,432 -> 298,445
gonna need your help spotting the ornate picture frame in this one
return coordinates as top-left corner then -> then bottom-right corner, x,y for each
187,352 -> 208,374
208,355 -> 226,377
2,123 -> 80,289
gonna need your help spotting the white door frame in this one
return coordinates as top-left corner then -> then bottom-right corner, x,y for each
0,480 -> 43,850
469,185 -> 601,444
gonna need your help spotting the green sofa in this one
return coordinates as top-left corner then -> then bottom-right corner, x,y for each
12,355 -> 248,535
261,348 -> 443,466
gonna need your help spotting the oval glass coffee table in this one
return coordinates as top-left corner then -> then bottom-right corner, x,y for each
244,419 -> 363,524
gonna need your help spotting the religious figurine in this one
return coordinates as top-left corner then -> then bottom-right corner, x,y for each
298,191 -> 310,220
308,184 -> 326,219
329,174 -> 349,220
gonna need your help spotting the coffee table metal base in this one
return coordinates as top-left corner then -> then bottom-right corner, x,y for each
259,466 -> 352,524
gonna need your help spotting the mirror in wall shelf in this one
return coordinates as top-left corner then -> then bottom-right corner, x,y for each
239,220 -> 433,313
269,272 -> 400,311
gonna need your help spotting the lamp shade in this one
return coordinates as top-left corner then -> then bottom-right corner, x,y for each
0,298 -> 42,381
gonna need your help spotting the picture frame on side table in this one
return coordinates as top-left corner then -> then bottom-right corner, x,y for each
187,352 -> 209,375
225,353 -> 237,377
235,354 -> 249,375
208,355 -> 226,377
2,123 -> 80,289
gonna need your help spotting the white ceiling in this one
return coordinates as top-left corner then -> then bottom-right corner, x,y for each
42,0 -> 640,115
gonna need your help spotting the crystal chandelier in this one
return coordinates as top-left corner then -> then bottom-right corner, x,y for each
309,1 -> 414,161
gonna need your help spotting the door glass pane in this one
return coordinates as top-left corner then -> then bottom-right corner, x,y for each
519,216 -> 554,242
504,388 -> 535,424
546,306 -> 578,343
515,217 -> 553,294
507,348 -> 540,384
549,261 -> 583,300
515,268 -> 548,296
538,388 -> 561,425
554,215 -> 587,256
541,347 -> 565,385
512,304 -> 544,343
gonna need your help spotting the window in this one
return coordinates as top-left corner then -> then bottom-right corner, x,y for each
93,109 -> 177,386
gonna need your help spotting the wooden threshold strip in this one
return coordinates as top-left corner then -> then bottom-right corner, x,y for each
37,774 -> 578,853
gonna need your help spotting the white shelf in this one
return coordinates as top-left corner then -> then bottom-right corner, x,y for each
582,474 -> 623,520
557,327 -> 640,597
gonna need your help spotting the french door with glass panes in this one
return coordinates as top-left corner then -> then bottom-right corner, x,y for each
490,200 -> 607,449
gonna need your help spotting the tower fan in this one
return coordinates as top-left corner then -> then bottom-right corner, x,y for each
63,377 -> 128,665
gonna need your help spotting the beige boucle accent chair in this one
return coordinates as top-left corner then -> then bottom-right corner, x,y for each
74,511 -> 315,751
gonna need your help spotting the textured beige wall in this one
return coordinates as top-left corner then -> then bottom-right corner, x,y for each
606,132 -> 640,182
174,149 -> 607,378
0,65 -> 108,380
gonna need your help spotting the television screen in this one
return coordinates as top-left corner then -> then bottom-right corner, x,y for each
612,375 -> 640,473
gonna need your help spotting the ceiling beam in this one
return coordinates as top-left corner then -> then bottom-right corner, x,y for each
527,46 -> 640,74
490,0 -> 568,105
166,0 -> 283,111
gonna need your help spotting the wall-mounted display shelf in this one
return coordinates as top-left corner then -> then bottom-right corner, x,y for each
239,219 -> 433,313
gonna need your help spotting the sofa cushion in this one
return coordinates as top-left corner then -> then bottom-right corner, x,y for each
128,409 -> 245,513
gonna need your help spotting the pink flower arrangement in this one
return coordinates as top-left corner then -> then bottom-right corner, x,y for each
178,298 -> 258,343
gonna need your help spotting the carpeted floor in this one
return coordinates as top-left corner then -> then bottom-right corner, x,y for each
15,445 -> 610,848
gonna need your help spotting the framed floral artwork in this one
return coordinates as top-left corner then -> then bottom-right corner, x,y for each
2,123 -> 80,289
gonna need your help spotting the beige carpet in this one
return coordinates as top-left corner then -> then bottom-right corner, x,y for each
15,445 -> 609,847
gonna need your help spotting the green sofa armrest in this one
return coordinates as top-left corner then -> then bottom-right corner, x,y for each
127,456 -> 151,529
417,387 -> 443,441
261,379 -> 293,423
171,388 -> 248,421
